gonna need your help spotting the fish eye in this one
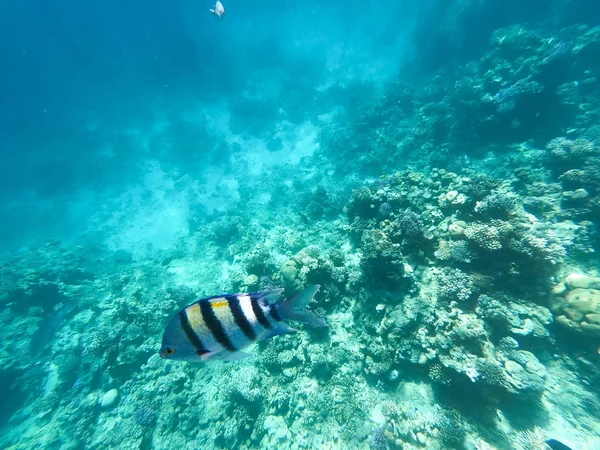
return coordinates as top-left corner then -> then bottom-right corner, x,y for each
164,347 -> 175,355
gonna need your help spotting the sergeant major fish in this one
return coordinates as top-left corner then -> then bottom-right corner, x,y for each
210,1 -> 225,20
159,285 -> 326,362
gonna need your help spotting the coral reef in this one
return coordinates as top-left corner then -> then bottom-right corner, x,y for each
2,12 -> 600,450
550,273 -> 600,339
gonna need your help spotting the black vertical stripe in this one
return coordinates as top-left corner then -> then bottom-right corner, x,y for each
251,297 -> 272,329
228,296 -> 257,341
200,300 -> 237,351
179,311 -> 209,355
269,304 -> 282,321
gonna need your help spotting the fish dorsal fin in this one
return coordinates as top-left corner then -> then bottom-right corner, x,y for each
259,288 -> 284,304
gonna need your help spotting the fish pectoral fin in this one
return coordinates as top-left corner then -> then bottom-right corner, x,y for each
265,323 -> 297,339
223,351 -> 252,361
200,351 -> 223,362
201,350 -> 251,362
200,350 -> 252,362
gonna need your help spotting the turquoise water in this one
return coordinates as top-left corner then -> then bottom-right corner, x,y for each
1,1 -> 600,449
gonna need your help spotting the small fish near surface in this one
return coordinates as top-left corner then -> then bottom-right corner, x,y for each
159,285 -> 326,363
210,1 -> 225,20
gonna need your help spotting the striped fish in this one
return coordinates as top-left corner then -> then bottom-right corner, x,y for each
159,285 -> 326,362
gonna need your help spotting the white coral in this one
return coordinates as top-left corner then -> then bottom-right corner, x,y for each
465,366 -> 480,383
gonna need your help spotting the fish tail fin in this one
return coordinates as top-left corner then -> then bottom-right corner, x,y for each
277,285 -> 327,328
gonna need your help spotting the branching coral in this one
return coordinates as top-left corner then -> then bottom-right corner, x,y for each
474,193 -> 517,219
435,239 -> 474,263
464,222 -> 503,250
434,267 -> 474,302
360,229 -> 405,285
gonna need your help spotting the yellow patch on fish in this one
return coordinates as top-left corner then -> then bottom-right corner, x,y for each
210,300 -> 229,309
185,304 -> 204,329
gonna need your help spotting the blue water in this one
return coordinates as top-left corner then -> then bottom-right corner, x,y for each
1,1 -> 600,449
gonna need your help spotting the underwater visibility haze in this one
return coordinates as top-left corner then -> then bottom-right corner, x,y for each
1,0 -> 600,448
